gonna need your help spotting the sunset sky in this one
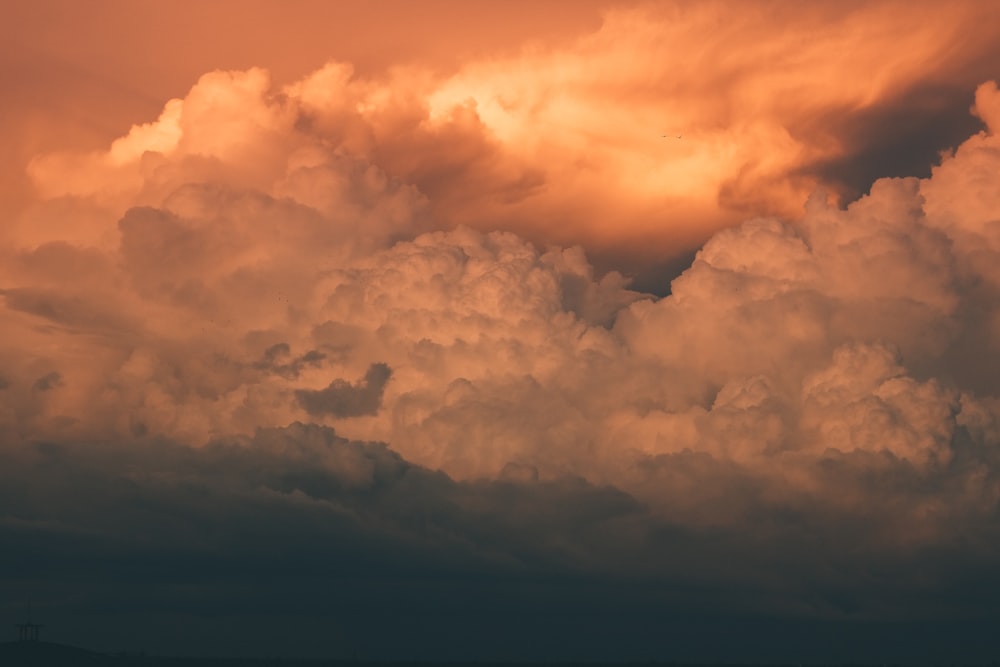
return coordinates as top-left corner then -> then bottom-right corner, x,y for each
3,0 -> 1000,661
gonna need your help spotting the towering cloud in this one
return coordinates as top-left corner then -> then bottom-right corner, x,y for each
3,2 -> 1000,659
5,65 -> 1000,518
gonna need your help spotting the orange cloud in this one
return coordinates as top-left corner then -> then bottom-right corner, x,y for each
11,6 -> 1000,654
9,2 -> 1000,282
3,3 -> 1000,555
4,79 -> 1000,495
418,1 -> 1000,260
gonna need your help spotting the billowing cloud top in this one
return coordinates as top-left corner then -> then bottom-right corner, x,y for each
8,2 -> 1000,270
3,2 -> 1000,660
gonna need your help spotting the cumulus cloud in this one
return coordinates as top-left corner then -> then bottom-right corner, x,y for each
5,72 -> 1000,492
4,7 -> 1000,656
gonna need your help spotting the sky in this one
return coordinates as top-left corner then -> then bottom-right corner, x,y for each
3,0 -> 1000,661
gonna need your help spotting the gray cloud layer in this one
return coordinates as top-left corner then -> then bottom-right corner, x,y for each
3,422 -> 999,659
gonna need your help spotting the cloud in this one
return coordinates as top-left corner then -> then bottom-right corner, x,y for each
14,2 -> 1000,281
31,371 -> 62,392
295,362 -> 393,418
254,342 -> 326,380
5,79 -> 1000,490
4,7 -> 1000,657
2,420 -> 1000,659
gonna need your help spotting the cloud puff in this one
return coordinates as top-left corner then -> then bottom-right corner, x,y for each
295,362 -> 392,418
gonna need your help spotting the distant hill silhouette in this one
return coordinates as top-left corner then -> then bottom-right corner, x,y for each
0,639 -> 370,666
0,645 -> 960,667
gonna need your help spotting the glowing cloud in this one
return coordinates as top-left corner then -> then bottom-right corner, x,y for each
4,3 -> 1000,658
5,64 -> 1000,518
16,2 -> 1000,272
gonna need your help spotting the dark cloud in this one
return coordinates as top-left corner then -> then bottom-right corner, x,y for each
295,363 -> 392,418
2,423 -> 1000,660
254,342 -> 326,379
31,371 -> 62,392
798,83 -> 992,205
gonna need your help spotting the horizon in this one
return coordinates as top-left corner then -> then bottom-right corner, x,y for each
4,636 -> 1000,665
